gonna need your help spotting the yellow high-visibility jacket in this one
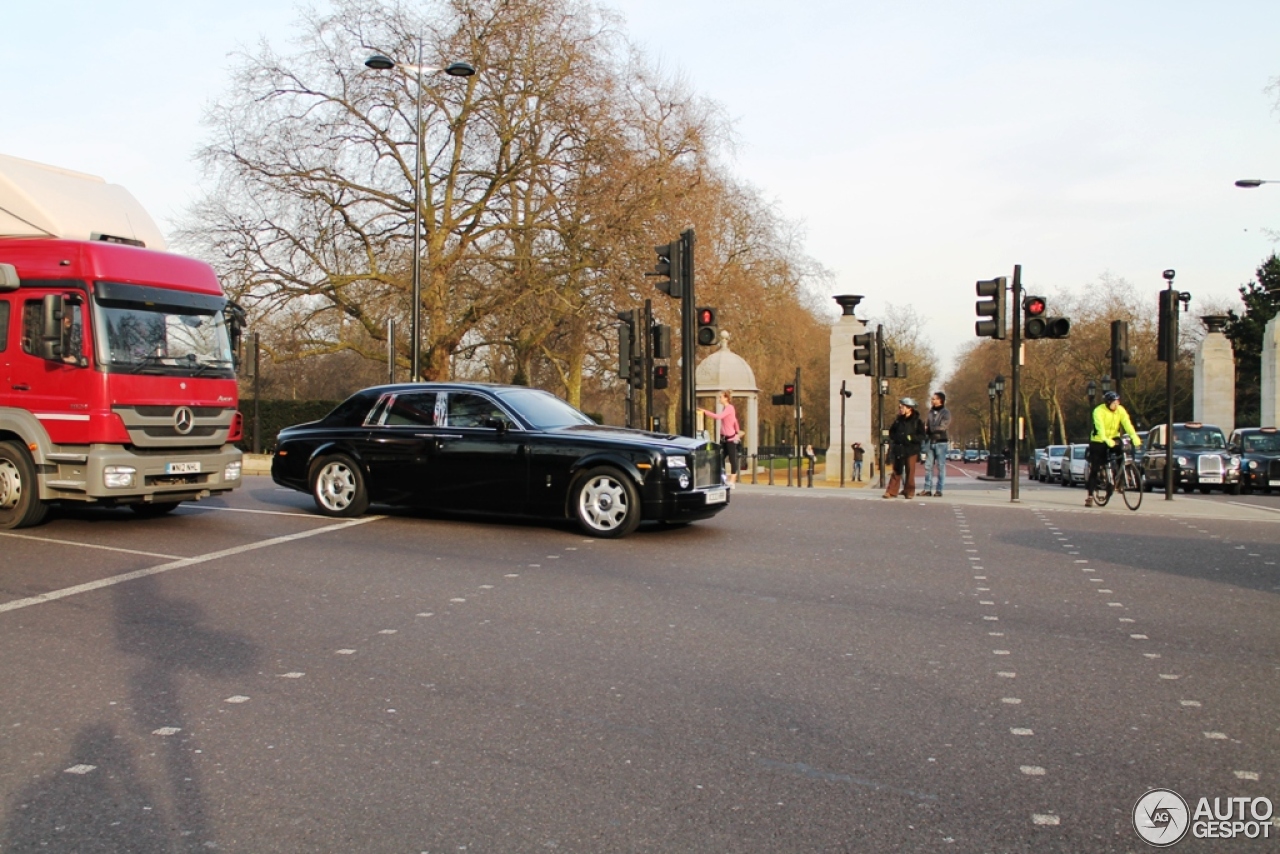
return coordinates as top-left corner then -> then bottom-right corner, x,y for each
1090,403 -> 1141,448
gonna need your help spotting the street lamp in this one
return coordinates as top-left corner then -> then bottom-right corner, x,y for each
1101,374 -> 1112,395
993,374 -> 1005,454
364,51 -> 475,381
1235,179 -> 1280,188
1087,379 -> 1097,406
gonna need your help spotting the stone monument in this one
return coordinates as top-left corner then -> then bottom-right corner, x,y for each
1194,315 -> 1235,434
827,295 -> 873,483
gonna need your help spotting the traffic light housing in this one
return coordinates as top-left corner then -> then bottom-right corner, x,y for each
772,383 -> 796,406
853,332 -> 875,376
652,324 -> 672,360
696,306 -> 717,346
616,310 -> 635,381
879,344 -> 896,378
1110,320 -> 1137,381
975,277 -> 1007,339
648,240 -> 684,298
1023,295 -> 1070,339
653,364 -> 669,390
1157,288 -> 1180,362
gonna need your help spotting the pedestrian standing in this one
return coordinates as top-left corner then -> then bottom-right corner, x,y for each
920,391 -> 951,497
698,390 -> 741,486
883,398 -> 926,499
852,442 -> 865,481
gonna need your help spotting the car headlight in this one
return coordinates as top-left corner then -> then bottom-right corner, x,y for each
104,465 -> 136,489
677,472 -> 691,489
1177,456 -> 1189,467
224,461 -> 242,481
1228,455 -> 1241,470
666,456 -> 688,469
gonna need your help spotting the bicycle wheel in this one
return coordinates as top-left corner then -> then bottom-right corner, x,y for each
1121,461 -> 1143,511
1091,465 -> 1112,507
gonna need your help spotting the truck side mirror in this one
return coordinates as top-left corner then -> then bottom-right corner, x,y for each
39,293 -> 66,361
223,301 -> 247,370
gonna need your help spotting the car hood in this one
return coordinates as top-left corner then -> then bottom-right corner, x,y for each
549,424 -> 711,452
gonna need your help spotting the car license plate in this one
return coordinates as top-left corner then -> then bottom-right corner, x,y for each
166,461 -> 201,475
1200,475 -> 1221,484
1270,480 -> 1280,487
705,487 -> 727,505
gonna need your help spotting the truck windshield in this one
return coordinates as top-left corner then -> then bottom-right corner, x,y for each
94,286 -> 235,377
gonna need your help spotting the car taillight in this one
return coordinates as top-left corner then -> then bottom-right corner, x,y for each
229,410 -> 244,442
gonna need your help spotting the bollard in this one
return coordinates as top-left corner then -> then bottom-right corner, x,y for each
767,454 -> 774,486
807,456 -> 814,487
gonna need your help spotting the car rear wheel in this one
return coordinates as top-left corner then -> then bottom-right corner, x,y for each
310,454 -> 370,517
572,466 -> 641,538
0,441 -> 49,530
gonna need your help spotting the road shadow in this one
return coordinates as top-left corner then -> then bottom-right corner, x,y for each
3,574 -> 260,852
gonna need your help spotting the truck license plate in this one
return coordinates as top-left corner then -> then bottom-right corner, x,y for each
166,461 -> 201,475
705,488 -> 727,505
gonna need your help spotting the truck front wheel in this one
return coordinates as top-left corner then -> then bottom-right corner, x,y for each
0,441 -> 49,530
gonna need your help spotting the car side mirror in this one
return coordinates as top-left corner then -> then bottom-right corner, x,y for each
484,417 -> 508,435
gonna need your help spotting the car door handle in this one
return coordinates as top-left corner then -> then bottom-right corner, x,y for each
11,383 -> 29,391
419,433 -> 464,442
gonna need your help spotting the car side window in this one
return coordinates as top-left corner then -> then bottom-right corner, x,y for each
447,392 -> 499,428
0,302 -> 8,351
386,392 -> 438,427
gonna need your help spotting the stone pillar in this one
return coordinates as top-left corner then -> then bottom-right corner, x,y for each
1194,316 -> 1235,434
827,295 -> 874,482
1262,315 -> 1280,429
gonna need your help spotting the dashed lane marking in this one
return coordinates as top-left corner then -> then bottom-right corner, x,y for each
0,516 -> 383,616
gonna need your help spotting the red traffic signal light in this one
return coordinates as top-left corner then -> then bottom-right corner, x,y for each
772,383 -> 796,406
696,306 -> 717,346
653,364 -> 669,389
1023,296 -> 1046,317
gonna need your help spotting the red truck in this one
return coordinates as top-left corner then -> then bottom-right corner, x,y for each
0,153 -> 243,528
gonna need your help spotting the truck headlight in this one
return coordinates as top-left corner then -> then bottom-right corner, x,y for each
224,461 -> 242,481
104,466 -> 136,489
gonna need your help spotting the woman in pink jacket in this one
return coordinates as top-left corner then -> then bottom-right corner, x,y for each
698,390 -> 740,486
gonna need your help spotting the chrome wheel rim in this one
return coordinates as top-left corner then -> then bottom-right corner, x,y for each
317,462 -> 357,511
0,459 -> 21,511
578,474 -> 629,532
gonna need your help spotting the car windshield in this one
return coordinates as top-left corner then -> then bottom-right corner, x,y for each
1242,432 -> 1280,453
498,388 -> 595,430
1173,426 -> 1226,450
1048,447 -> 1066,457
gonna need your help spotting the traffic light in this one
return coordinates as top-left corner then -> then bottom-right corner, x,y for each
879,344 -> 897,378
1110,320 -> 1137,382
696,306 -> 717,346
653,364 -> 669,389
853,332 -> 875,376
975,277 -> 1007,339
616,310 -> 635,381
1022,295 -> 1070,339
772,383 -> 796,406
648,240 -> 684,298
1157,288 -> 1180,362
652,323 -> 672,360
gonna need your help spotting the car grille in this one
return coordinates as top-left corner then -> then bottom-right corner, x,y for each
1269,460 -> 1280,481
693,445 -> 719,488
1197,456 -> 1224,477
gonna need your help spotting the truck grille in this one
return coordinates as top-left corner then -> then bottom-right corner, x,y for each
113,405 -> 236,449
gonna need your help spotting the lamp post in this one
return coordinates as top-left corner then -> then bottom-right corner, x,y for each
1087,379 -> 1097,407
994,374 -> 1006,453
986,382 -> 997,476
365,51 -> 475,381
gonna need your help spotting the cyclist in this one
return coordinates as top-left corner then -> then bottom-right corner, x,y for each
1084,391 -> 1142,507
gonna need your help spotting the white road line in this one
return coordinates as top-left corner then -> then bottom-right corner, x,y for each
0,531 -> 181,559
0,516 -> 382,615
184,505 -> 337,519
1227,501 -> 1280,515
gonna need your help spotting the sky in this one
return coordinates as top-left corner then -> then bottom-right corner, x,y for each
3,0 -> 1279,378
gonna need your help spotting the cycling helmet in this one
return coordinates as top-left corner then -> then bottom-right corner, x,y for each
1103,391 -> 1120,403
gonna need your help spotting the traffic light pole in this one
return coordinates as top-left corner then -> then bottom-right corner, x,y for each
877,324 -> 887,490
680,229 -> 696,438
644,299 -> 654,431
1163,273 -> 1178,502
1009,264 -> 1022,503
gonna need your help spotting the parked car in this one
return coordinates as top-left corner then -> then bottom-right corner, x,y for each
1037,444 -> 1068,482
947,448 -> 964,461
1060,443 -> 1088,487
963,449 -> 980,463
1229,426 -> 1280,493
271,382 -> 730,538
1142,422 -> 1240,494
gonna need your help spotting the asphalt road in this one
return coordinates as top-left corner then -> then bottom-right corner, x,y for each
0,472 -> 1277,852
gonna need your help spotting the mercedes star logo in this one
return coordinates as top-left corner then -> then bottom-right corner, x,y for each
174,406 -> 195,435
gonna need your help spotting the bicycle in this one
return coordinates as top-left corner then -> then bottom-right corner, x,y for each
1090,437 -> 1143,510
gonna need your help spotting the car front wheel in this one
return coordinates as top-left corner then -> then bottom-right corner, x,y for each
572,466 -> 641,538
310,454 -> 370,517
